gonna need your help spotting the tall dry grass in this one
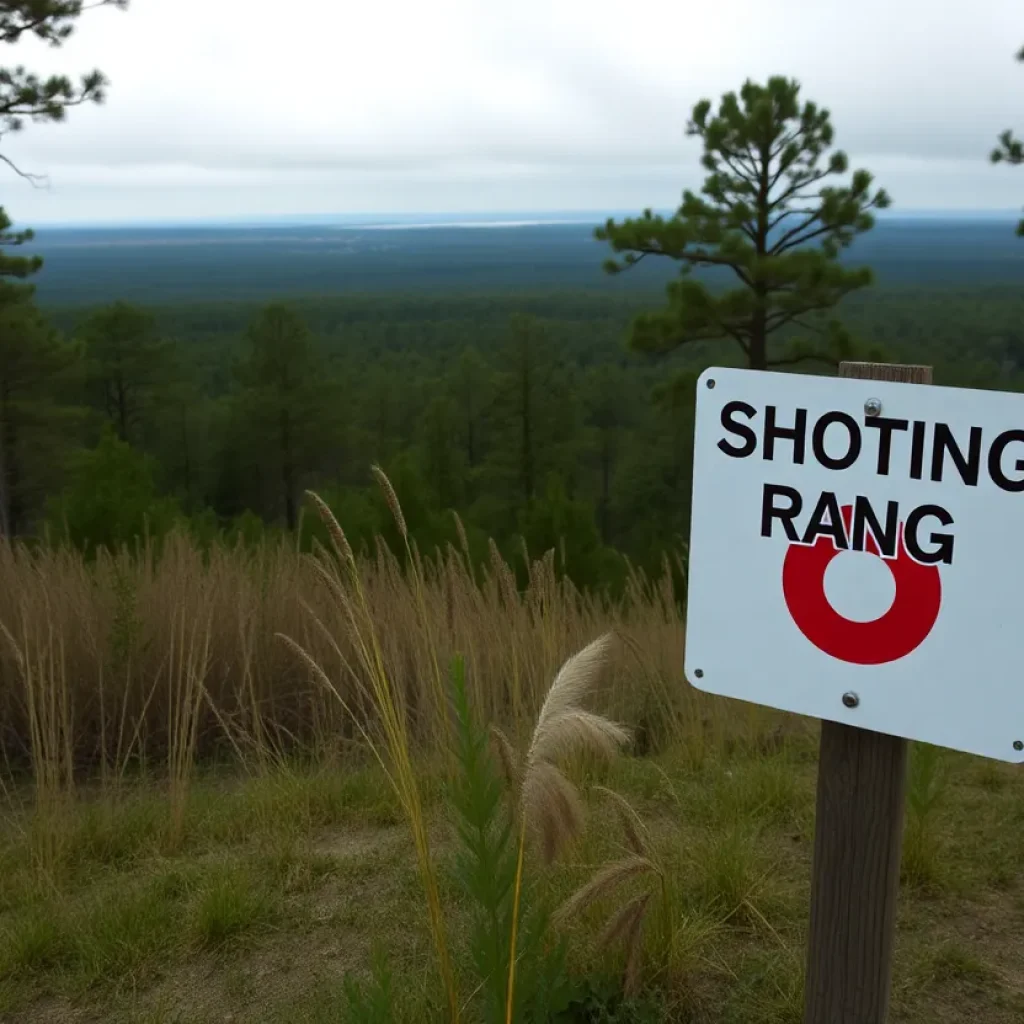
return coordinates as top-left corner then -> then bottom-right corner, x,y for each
0,521 -> 703,788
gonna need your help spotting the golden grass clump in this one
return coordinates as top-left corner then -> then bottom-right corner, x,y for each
0,500 -> 728,788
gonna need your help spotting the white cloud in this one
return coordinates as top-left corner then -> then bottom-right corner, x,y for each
0,0 -> 1021,222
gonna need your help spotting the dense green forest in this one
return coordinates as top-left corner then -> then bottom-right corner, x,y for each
2,253 -> 1023,587
0,11 -> 1019,589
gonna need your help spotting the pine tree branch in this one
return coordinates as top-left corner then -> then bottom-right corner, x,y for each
782,315 -> 828,335
763,309 -> 802,333
767,349 -> 838,368
0,152 -> 47,186
767,206 -> 818,234
767,139 -> 813,192
770,218 -> 835,255
0,1 -> 127,45
617,252 -> 648,272
769,125 -> 804,163
719,320 -> 751,353
768,166 -> 833,212
0,77 -> 106,121
764,308 -> 833,335
737,221 -> 758,245
719,145 -> 759,184
616,244 -> 755,288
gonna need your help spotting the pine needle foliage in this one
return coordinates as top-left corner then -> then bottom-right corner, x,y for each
449,652 -> 518,1020
0,2 -> 130,301
597,76 -> 889,370
0,1 -> 130,181
991,45 -> 1024,236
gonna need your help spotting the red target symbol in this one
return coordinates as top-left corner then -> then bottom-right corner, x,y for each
782,505 -> 942,666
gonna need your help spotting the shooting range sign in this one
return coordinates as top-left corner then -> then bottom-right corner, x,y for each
684,367 -> 1024,763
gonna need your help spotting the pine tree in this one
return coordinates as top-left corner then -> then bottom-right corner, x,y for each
421,393 -> 464,510
79,302 -> 172,446
0,206 -> 41,300
0,1 -> 129,288
0,1 -> 129,180
489,315 -> 558,510
450,345 -> 489,471
235,304 -> 332,531
991,45 -> 1024,236
582,365 -> 629,545
0,296 -> 82,535
597,76 -> 890,370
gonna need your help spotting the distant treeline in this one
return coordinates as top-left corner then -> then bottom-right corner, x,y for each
1,281 -> 1022,589
24,218 -> 1024,307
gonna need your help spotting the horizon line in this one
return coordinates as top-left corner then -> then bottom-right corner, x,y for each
24,207 -> 1024,231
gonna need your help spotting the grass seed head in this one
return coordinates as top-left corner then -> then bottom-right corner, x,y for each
519,633 -> 630,863
554,855 -> 658,926
304,491 -> 354,569
371,466 -> 407,542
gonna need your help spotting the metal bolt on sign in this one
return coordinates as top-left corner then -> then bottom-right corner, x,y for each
842,691 -> 860,709
864,397 -> 882,417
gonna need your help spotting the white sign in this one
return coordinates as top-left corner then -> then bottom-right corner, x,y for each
685,366 -> 1024,763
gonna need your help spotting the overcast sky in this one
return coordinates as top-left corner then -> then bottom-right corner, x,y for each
1,0 -> 1022,224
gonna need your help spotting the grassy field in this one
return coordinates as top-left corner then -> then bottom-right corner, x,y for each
0,486 -> 1022,1023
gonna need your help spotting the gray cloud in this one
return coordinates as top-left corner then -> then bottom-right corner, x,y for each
0,0 -> 1020,222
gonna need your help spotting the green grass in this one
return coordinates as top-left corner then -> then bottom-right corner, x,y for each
1,741 -> 1021,1023
189,865 -> 274,950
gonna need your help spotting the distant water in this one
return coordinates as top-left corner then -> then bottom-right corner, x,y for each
359,219 -> 593,230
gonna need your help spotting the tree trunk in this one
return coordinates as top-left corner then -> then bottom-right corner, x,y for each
749,304 -> 768,370
3,407 -> 19,537
0,385 -> 11,538
116,374 -> 129,443
750,136 -> 770,371
280,408 -> 296,531
466,412 -> 476,468
599,431 -> 612,544
520,352 -> 534,505
180,403 -> 193,512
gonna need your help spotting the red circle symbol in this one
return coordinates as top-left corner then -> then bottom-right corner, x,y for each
782,505 -> 942,666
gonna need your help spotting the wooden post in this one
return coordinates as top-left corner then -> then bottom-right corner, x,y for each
802,361 -> 932,1024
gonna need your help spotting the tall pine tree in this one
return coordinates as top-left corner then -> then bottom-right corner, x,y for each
0,3 -> 131,537
79,302 -> 171,446
233,304 -> 335,531
991,45 -> 1024,236
597,77 -> 889,370
0,297 -> 81,535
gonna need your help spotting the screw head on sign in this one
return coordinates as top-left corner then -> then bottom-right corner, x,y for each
1014,740 -> 1023,752
706,379 -> 716,390
842,691 -> 860,709
864,397 -> 882,417
694,668 -> 704,679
